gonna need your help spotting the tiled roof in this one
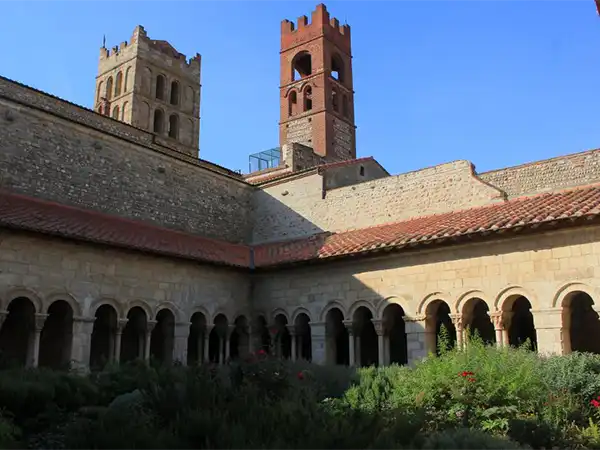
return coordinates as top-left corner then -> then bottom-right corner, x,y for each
2,184 -> 600,270
252,184 -> 600,267
0,191 -> 250,268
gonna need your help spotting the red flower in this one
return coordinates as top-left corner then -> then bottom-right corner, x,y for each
459,371 -> 474,377
297,371 -> 304,380
467,377 -> 476,383
591,399 -> 600,408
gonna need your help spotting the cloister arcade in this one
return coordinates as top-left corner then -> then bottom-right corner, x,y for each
0,285 -> 599,370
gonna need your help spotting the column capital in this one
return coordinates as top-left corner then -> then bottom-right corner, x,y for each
403,314 -> 428,323
146,320 -> 157,333
286,324 -> 297,336
488,311 -> 505,330
370,319 -> 384,336
205,324 -> 215,333
34,313 -> 49,331
116,318 -> 128,332
342,320 -> 355,335
73,315 -> 96,324
449,313 -> 463,329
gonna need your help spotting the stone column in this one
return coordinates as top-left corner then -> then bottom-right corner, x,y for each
269,326 -> 279,357
287,325 -> 297,361
489,312 -> 505,348
204,325 -> 213,363
531,308 -> 565,355
173,321 -> 191,365
310,322 -> 327,364
502,312 -> 514,347
404,315 -> 428,366
450,313 -> 464,350
28,313 -> 48,368
225,325 -> 234,363
113,319 -> 128,364
144,320 -> 157,362
343,320 -> 355,366
371,319 -> 385,367
70,316 -> 95,372
247,324 -> 254,355
0,310 -> 8,333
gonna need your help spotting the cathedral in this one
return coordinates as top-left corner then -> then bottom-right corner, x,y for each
0,3 -> 599,371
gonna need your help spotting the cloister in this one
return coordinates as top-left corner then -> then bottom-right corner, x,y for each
0,283 -> 598,370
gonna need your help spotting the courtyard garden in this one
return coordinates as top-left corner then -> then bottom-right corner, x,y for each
3,335 -> 600,448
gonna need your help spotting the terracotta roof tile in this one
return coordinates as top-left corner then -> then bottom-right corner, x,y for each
0,191 -> 250,268
253,183 -> 600,267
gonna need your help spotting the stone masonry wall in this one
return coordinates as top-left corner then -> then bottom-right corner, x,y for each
253,225 -> 600,363
252,160 -> 506,244
0,87 -> 253,243
479,148 -> 600,197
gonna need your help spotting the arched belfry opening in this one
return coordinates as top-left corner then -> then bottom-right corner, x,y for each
331,53 -> 344,82
292,51 -> 312,81
563,291 -> 600,354
325,308 -> 348,365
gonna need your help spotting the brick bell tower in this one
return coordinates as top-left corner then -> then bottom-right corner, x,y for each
279,4 -> 357,163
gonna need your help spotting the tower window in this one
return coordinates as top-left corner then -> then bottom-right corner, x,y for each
359,166 -> 365,176
156,75 -> 166,100
168,114 -> 179,139
332,89 -> 339,113
170,81 -> 180,105
288,90 -> 297,116
124,67 -> 132,93
304,86 -> 312,112
153,109 -> 165,133
96,81 -> 104,102
342,95 -> 349,117
105,76 -> 113,101
331,53 -> 345,83
112,105 -> 120,120
292,51 -> 312,81
115,71 -> 123,97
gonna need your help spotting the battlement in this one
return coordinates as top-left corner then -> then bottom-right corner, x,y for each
281,4 -> 351,51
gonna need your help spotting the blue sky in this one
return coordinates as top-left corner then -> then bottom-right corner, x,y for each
2,1 -> 600,175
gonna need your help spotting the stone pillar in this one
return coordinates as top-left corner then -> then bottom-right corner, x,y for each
144,320 -> 157,362
70,316 -> 95,372
502,312 -> 514,347
531,308 -> 565,355
450,314 -> 464,350
0,310 -> 8,333
404,315 -> 428,366
225,325 -> 234,363
27,313 -> 48,368
247,324 -> 255,355
310,322 -> 327,364
287,325 -> 297,361
113,319 -> 128,364
489,312 -> 505,348
173,321 -> 191,365
269,326 -> 279,357
204,325 -> 213,363
343,320 -> 355,366
371,319 -> 385,367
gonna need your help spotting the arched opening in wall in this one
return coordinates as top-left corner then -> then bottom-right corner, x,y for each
230,315 -> 249,360
352,306 -> 378,367
112,106 -> 120,120
303,86 -> 313,112
288,90 -> 297,117
168,114 -> 179,139
153,109 -> 165,134
97,81 -> 104,102
150,309 -> 175,365
209,314 -> 228,363
332,89 -> 339,113
565,291 -> 600,353
187,312 -> 207,365
292,51 -> 312,81
331,53 -> 345,83
115,71 -> 123,97
342,95 -> 349,117
122,101 -> 128,121
105,76 -> 113,100
156,74 -> 166,100
255,316 -> 271,354
98,105 -> 104,115
170,81 -> 180,105
39,300 -> 73,369
382,303 -> 408,365
325,308 -> 348,365
273,314 -> 291,359
0,297 -> 35,367
124,67 -> 131,92
89,304 -> 118,370
294,313 -> 312,361
463,298 -> 495,345
505,296 -> 537,351
425,300 -> 456,355
121,307 -> 147,362
142,67 -> 152,95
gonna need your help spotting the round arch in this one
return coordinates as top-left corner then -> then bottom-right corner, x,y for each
43,292 -> 82,317
291,307 -> 313,324
417,292 -> 452,316
90,298 -> 125,319
552,282 -> 598,309
349,300 -> 377,319
3,287 -> 44,313
456,289 -> 493,314
495,286 -> 539,311
319,301 -> 347,322
124,300 -> 153,320
153,301 -> 182,322
188,306 -> 210,323
211,311 -> 231,324
271,308 -> 290,323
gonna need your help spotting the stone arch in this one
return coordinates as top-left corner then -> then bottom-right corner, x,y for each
291,307 -> 313,324
0,296 -> 37,366
188,306 -> 210,323
230,314 -> 249,360
552,282 -> 597,308
90,303 -> 119,369
39,299 -> 74,369
42,292 -> 82,317
4,287 -> 43,313
153,108 -> 165,133
90,297 -> 124,319
495,286 -> 539,312
271,308 -> 290,324
377,295 -> 413,320
209,313 -> 229,363
168,114 -> 179,139
153,302 -> 182,322
121,305 -> 149,362
273,312 -> 291,359
156,74 -> 166,100
291,50 -> 312,81
288,89 -> 297,116
96,81 -> 103,101
417,292 -> 452,316
115,71 -> 123,97
188,310 -> 208,365
381,302 -> 408,365
456,290 -> 492,314
319,301 -> 347,322
125,300 -> 153,320
124,67 -> 132,92
324,305 -> 348,365
150,308 -> 175,364
424,298 -> 456,355
349,300 -> 376,320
